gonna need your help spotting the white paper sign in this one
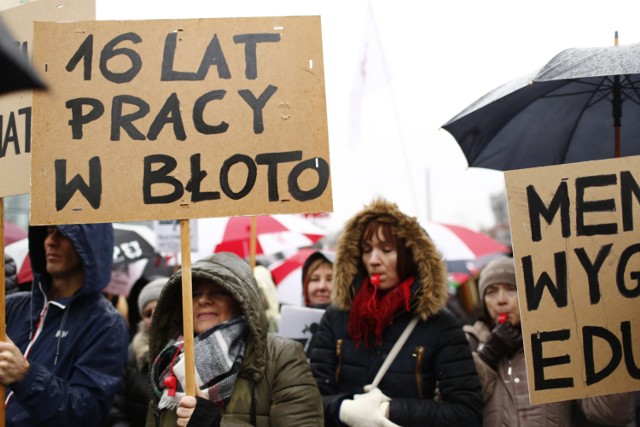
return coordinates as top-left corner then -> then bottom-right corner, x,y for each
279,305 -> 325,353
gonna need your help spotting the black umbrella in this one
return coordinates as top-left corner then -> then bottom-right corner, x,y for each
0,17 -> 46,95
107,223 -> 167,297
442,36 -> 640,170
113,223 -> 158,266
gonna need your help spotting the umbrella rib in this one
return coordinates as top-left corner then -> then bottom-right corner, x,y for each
622,75 -> 640,107
559,80 -> 605,163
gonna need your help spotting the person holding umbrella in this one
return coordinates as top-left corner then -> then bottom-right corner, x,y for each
465,256 -> 635,426
146,252 -> 323,426
309,198 -> 482,426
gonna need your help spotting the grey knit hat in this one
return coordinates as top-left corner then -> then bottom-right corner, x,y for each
478,257 -> 516,300
138,276 -> 169,316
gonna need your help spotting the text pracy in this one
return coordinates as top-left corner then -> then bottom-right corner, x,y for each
31,17 -> 332,224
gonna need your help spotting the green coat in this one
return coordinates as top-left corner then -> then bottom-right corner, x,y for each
145,253 -> 323,427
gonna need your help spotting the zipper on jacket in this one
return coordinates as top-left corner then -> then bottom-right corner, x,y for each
335,339 -> 343,384
412,346 -> 425,398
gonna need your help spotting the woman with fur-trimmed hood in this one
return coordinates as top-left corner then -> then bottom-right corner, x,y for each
309,199 -> 482,427
145,252 -> 323,426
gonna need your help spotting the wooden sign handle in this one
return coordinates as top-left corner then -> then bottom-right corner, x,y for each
179,219 -> 196,396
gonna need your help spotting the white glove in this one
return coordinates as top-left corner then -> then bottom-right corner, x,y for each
353,387 -> 390,403
339,388 -> 400,427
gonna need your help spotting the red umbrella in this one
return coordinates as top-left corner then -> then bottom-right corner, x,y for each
4,238 -> 31,285
3,221 -> 27,246
422,222 -> 509,261
201,215 -> 327,259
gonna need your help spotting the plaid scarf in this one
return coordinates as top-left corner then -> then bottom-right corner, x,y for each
151,317 -> 247,410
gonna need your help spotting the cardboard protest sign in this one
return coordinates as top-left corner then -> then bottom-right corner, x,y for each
0,0 -> 95,197
30,16 -> 331,225
279,305 -> 325,353
505,155 -> 640,404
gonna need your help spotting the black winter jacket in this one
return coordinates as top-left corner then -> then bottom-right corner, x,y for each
309,199 -> 482,427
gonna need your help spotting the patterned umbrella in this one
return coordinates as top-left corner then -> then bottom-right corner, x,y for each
108,223 -> 163,296
3,220 -> 27,246
200,215 -> 327,259
4,238 -> 31,285
422,222 -> 509,262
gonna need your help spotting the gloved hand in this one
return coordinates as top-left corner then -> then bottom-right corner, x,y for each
339,388 -> 400,427
477,321 -> 522,370
177,392 -> 219,427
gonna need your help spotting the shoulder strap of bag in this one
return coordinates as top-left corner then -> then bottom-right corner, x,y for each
370,316 -> 420,389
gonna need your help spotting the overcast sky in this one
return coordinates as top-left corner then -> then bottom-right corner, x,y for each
98,0 -> 640,232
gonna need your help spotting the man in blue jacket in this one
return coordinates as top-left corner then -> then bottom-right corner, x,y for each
0,223 -> 129,426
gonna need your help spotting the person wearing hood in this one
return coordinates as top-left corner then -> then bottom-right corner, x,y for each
109,276 -> 169,427
464,256 -> 635,426
309,199 -> 483,427
146,252 -> 323,426
302,250 -> 335,309
0,224 -> 129,426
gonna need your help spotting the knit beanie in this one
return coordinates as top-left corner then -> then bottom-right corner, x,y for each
478,257 -> 516,301
138,276 -> 169,316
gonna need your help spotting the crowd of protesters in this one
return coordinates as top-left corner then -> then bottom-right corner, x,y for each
2,198 -> 638,426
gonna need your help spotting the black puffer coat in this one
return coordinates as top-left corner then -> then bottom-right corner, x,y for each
309,199 -> 483,427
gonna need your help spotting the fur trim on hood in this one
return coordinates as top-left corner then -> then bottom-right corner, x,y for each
149,252 -> 269,383
332,198 -> 448,320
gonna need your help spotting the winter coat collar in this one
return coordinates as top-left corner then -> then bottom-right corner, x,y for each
332,198 -> 449,320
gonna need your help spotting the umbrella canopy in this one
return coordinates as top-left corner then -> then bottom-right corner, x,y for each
4,238 -> 31,285
0,18 -> 46,95
112,223 -> 158,266
446,259 -> 478,286
442,40 -> 640,170
422,222 -> 509,262
202,215 -> 327,259
108,223 -> 163,296
3,220 -> 27,245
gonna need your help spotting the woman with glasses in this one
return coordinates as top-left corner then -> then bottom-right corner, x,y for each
146,253 -> 323,426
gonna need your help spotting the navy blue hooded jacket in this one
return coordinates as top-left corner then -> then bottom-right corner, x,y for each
5,224 -> 129,426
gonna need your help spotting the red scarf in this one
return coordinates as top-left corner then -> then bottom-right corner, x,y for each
348,276 -> 414,348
